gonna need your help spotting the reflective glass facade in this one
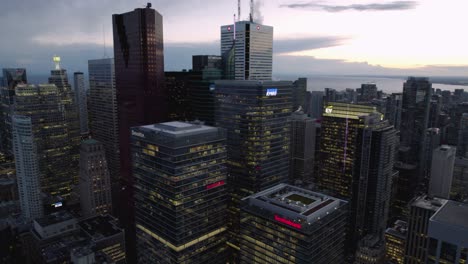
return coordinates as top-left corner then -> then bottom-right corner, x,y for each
239,184 -> 348,264
214,80 -> 292,254
132,122 -> 228,263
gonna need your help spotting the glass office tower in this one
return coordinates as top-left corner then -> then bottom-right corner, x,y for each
215,80 -> 292,256
239,184 -> 348,264
132,121 -> 228,263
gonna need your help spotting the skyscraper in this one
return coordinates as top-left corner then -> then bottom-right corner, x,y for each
79,139 -> 112,217
112,2 -> 167,198
289,109 -> 316,183
165,71 -> 193,121
386,93 -> 403,131
0,68 -> 27,155
112,5 -> 167,259
457,113 -> 468,158
88,58 -> 119,201
317,102 -> 397,249
221,20 -> 273,80
73,72 -> 88,134
450,157 -> 468,202
215,80 -> 292,255
131,122 -> 228,263
12,115 -> 43,220
404,195 -> 447,264
239,184 -> 348,264
385,220 -> 408,264
292,78 -> 307,110
13,84 -> 78,200
400,77 -> 432,180
357,83 -> 378,102
421,128 -> 441,180
309,91 -> 324,118
429,145 -> 456,199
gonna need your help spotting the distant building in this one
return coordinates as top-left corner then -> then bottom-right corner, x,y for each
221,21 -> 273,80
358,83 -> 378,102
427,200 -> 468,263
87,58 -> 120,205
131,121 -> 228,263
421,128 -> 441,180
385,220 -> 408,264
289,109 -> 317,183
0,152 -> 17,217
79,139 -> 112,217
386,93 -> 403,131
400,77 -> 432,180
308,91 -> 324,118
450,157 -> 468,202
354,235 -> 386,264
429,145 -> 456,199
0,68 -> 27,156
239,184 -> 348,264
192,55 -> 222,72
457,113 -> 468,158
73,72 -> 88,135
12,115 -> 43,220
391,161 -> 417,220
292,78 -> 307,110
404,195 -> 447,264
165,71 -> 194,121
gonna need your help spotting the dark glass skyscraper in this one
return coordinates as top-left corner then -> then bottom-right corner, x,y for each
131,121 -> 228,263
214,80 -> 292,255
112,5 -> 167,260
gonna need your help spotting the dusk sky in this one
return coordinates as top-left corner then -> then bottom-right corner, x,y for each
2,0 -> 468,76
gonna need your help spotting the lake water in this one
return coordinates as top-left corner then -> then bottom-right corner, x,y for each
305,75 -> 468,93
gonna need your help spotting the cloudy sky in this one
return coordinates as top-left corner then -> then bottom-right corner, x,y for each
1,0 -> 468,76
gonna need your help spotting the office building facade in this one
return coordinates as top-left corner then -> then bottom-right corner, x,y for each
239,184 -> 348,264
457,113 -> 468,158
292,78 -> 307,110
221,21 -> 273,80
13,84 -> 78,200
429,145 -> 456,199
451,157 -> 468,202
386,93 -> 403,131
385,220 -> 408,264
73,72 -> 89,134
131,122 -> 228,263
79,139 -> 112,217
12,115 -> 43,220
88,58 -> 120,197
404,195 -> 447,264
289,109 -> 316,183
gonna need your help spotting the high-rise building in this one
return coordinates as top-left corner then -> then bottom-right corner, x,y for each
289,109 -> 316,183
354,235 -> 386,264
215,80 -> 292,256
79,139 -> 112,217
12,115 -> 43,220
308,91 -> 324,118
428,94 -> 442,128
386,93 -> 403,131
88,58 -> 119,201
457,113 -> 468,158
404,195 -> 447,264
220,20 -> 273,80
13,84 -> 78,200
239,184 -> 348,264
357,83 -> 378,102
400,77 -> 432,179
428,145 -> 456,199
0,68 -> 27,155
131,121 -> 228,263
317,102 -> 397,247
73,72 -> 88,134
189,55 -> 223,125
113,5 -> 167,259
391,161 -> 417,220
292,78 -> 307,110
450,157 -> 468,202
385,220 -> 408,264
421,128 -> 441,180
427,200 -> 468,263
165,71 -> 193,121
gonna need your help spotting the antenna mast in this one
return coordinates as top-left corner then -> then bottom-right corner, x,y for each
238,0 -> 241,21
250,0 -> 253,22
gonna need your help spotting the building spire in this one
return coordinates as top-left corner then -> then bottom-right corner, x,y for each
53,55 -> 61,70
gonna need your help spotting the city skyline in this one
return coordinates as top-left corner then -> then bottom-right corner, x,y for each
2,0 -> 468,77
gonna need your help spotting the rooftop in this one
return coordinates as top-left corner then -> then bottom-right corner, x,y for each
243,184 -> 346,226
137,121 -> 218,138
411,195 -> 447,212
79,215 -> 122,241
35,211 -> 75,227
431,200 -> 468,230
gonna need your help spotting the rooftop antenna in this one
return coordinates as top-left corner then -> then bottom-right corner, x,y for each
250,0 -> 254,22
238,0 -> 241,21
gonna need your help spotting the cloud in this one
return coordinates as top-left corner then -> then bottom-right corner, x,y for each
274,36 -> 349,53
280,1 -> 417,12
